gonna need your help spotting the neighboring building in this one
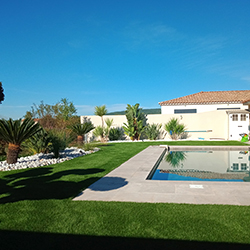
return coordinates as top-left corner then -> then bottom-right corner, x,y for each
159,90 -> 250,140
159,90 -> 250,114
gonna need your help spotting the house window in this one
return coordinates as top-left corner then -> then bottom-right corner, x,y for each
241,163 -> 247,171
232,114 -> 238,121
232,163 -> 239,171
174,109 -> 197,114
217,107 -> 240,110
241,114 -> 247,121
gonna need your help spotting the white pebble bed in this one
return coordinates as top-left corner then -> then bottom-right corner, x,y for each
0,147 -> 100,172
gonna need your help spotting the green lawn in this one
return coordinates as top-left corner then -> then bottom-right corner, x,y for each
0,141 -> 249,249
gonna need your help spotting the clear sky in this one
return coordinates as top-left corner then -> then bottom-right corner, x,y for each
1,0 -> 250,119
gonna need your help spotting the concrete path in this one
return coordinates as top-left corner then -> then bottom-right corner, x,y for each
74,145 -> 250,206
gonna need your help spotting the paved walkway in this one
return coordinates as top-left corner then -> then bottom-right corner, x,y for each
74,145 -> 250,206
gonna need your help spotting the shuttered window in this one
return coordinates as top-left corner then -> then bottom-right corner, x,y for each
174,109 -> 197,114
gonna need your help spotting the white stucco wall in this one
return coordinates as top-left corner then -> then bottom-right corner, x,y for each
81,110 -> 230,141
161,103 -> 248,114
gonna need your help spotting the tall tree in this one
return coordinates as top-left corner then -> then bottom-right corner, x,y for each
0,82 -> 5,104
0,118 -> 42,164
58,98 -> 77,121
26,98 -> 77,121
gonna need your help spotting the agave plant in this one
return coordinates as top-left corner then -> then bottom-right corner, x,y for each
70,121 -> 95,144
0,118 -> 42,164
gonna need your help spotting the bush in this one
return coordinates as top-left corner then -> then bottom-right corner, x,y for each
23,129 -> 52,155
47,129 -> 74,158
108,127 -> 124,141
145,123 -> 162,140
93,126 -> 104,142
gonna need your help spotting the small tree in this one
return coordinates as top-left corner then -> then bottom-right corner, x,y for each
70,121 -> 95,144
0,82 -> 4,104
123,103 -> 147,140
164,118 -> 186,140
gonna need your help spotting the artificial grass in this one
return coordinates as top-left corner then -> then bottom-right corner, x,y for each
0,200 -> 250,243
0,141 -> 250,248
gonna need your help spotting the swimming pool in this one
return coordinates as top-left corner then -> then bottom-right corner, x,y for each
147,149 -> 250,182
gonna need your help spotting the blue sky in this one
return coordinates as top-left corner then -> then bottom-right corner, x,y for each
1,0 -> 250,119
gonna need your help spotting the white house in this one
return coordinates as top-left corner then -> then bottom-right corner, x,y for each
159,90 -> 250,114
159,90 -> 250,140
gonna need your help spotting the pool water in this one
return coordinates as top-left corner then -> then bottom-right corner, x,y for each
148,150 -> 250,182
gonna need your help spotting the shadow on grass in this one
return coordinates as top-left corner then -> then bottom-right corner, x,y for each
0,167 -> 104,204
0,230 -> 249,250
88,176 -> 128,191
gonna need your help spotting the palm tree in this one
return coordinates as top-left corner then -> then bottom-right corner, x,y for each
94,105 -> 107,128
0,118 -> 42,164
164,118 -> 186,140
70,122 -> 95,144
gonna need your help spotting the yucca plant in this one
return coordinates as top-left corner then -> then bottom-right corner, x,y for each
93,126 -> 104,141
70,121 -> 95,144
0,118 -> 42,164
93,119 -> 113,142
145,123 -> 162,140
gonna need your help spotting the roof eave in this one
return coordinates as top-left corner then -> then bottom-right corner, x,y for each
159,101 -> 243,106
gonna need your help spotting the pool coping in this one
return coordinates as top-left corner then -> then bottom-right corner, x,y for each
73,145 -> 250,206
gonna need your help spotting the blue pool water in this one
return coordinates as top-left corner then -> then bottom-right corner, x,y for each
148,150 -> 250,182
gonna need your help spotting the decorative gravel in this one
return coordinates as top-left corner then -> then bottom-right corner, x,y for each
0,147 -> 100,172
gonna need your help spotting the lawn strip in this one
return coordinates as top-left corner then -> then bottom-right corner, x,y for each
0,141 -> 249,245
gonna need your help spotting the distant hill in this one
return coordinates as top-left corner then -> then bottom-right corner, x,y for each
107,108 -> 161,115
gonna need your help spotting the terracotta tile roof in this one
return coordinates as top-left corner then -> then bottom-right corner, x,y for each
159,90 -> 250,106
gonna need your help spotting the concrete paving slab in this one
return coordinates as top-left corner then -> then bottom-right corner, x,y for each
73,145 -> 250,206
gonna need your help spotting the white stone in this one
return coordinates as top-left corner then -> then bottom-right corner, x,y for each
0,147 -> 100,172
